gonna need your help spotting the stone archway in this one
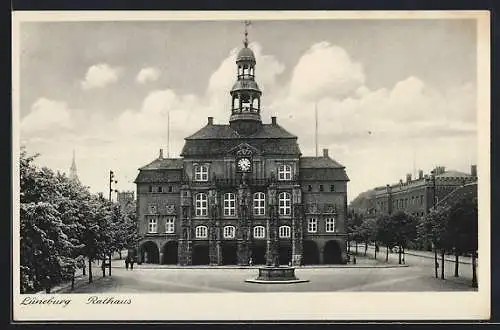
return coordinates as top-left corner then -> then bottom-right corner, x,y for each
303,240 -> 320,265
323,240 -> 342,264
162,241 -> 178,265
192,243 -> 210,265
141,241 -> 160,264
279,243 -> 292,266
250,241 -> 266,265
221,242 -> 238,265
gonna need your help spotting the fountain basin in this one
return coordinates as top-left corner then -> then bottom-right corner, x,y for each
245,266 -> 309,284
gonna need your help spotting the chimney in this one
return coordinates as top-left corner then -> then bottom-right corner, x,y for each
159,148 -> 164,159
418,169 -> 423,179
471,165 -> 477,177
406,173 -> 412,182
323,148 -> 329,157
207,117 -> 214,125
271,116 -> 277,125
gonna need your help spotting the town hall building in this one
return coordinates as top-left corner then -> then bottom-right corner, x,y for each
134,33 -> 350,266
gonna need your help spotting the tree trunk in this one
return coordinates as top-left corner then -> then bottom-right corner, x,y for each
88,258 -> 93,283
454,250 -> 459,277
108,254 -> 112,276
386,245 -> 389,262
374,244 -> 377,259
472,251 -> 478,288
355,242 -> 358,255
434,247 -> 438,278
82,261 -> 86,276
441,249 -> 445,280
398,246 -> 402,264
71,271 -> 75,291
364,242 -> 368,256
119,251 -> 122,260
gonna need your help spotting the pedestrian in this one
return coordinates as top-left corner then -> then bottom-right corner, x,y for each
353,256 -> 357,265
125,256 -> 130,270
249,257 -> 253,267
130,257 -> 135,270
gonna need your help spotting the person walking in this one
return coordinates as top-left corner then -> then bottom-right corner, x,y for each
125,256 -> 130,270
130,257 -> 135,270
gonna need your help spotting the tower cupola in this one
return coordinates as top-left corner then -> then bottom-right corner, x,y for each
229,21 -> 262,135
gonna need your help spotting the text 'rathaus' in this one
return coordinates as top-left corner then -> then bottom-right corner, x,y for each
134,34 -> 350,266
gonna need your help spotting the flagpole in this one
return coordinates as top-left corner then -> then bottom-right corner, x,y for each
167,111 -> 170,158
315,101 -> 318,157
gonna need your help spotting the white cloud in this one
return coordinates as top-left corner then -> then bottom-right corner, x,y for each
21,98 -> 74,133
81,63 -> 121,90
289,42 -> 365,101
136,67 -> 161,84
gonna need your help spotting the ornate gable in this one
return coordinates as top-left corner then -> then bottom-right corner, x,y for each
226,142 -> 261,157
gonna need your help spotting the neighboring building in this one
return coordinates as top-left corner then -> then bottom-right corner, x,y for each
134,35 -> 349,266
117,191 -> 135,212
68,150 -> 80,184
369,165 -> 478,217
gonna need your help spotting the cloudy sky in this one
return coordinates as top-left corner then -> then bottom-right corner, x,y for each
18,18 -> 478,202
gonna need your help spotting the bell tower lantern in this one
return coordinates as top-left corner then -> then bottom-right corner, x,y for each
229,21 -> 263,135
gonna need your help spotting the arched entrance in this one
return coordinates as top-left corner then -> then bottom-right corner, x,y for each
250,241 -> 266,265
140,241 -> 159,264
279,244 -> 292,266
221,242 -> 238,265
162,241 -> 178,265
323,240 -> 342,264
303,240 -> 320,265
192,243 -> 209,265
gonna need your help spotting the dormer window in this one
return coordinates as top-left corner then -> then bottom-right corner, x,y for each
194,164 -> 209,182
278,164 -> 292,181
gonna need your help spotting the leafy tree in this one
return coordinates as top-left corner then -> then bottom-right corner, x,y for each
390,211 -> 418,264
376,214 -> 395,262
357,217 -> 378,256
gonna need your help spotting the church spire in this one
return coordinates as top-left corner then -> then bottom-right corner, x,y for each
69,149 -> 80,183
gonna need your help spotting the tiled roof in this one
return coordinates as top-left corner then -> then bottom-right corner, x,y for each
139,158 -> 184,170
181,138 -> 301,157
300,168 -> 350,181
185,124 -> 297,140
300,157 -> 345,169
134,170 -> 183,183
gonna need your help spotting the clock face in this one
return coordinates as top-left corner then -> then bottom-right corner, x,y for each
237,158 -> 252,172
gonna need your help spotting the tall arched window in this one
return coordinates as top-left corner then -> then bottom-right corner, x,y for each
223,226 -> 236,239
195,193 -> 208,216
279,226 -> 291,238
253,192 -> 265,215
253,226 -> 266,239
278,192 -> 291,216
223,193 -> 236,216
195,225 -> 208,238
194,165 -> 209,182
278,164 -> 292,181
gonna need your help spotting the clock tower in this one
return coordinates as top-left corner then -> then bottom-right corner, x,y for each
229,21 -> 263,136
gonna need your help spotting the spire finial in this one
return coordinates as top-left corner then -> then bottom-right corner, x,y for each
243,20 -> 251,47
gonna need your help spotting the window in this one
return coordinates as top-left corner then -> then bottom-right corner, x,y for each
307,185 -> 313,192
278,164 -> 292,181
223,226 -> 236,239
148,185 -> 153,193
253,192 -> 266,215
278,192 -> 291,216
195,226 -> 208,238
148,217 -> 158,233
157,186 -> 163,193
223,193 -> 236,216
330,184 -> 335,192
308,218 -> 318,233
195,193 -> 208,216
165,217 -> 175,233
168,186 -> 173,193
148,204 -> 157,214
325,218 -> 336,232
253,226 -> 265,239
279,226 -> 291,238
319,185 -> 324,192
194,165 -> 209,182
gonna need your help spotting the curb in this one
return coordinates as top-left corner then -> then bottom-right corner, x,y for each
110,264 -> 409,270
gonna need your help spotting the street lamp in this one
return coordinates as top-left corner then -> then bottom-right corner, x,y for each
108,170 -> 118,276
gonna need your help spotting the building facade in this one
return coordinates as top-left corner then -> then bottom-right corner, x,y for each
370,165 -> 477,217
134,38 -> 349,266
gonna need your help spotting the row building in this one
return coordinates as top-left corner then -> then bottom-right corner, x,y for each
133,32 -> 349,266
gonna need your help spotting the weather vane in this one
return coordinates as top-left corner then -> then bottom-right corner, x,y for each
243,20 -> 251,47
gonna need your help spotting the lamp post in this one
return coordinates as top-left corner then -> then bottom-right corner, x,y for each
431,170 -> 438,279
108,170 -> 118,276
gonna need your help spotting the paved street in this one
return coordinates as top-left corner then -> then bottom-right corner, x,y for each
63,254 -> 476,293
